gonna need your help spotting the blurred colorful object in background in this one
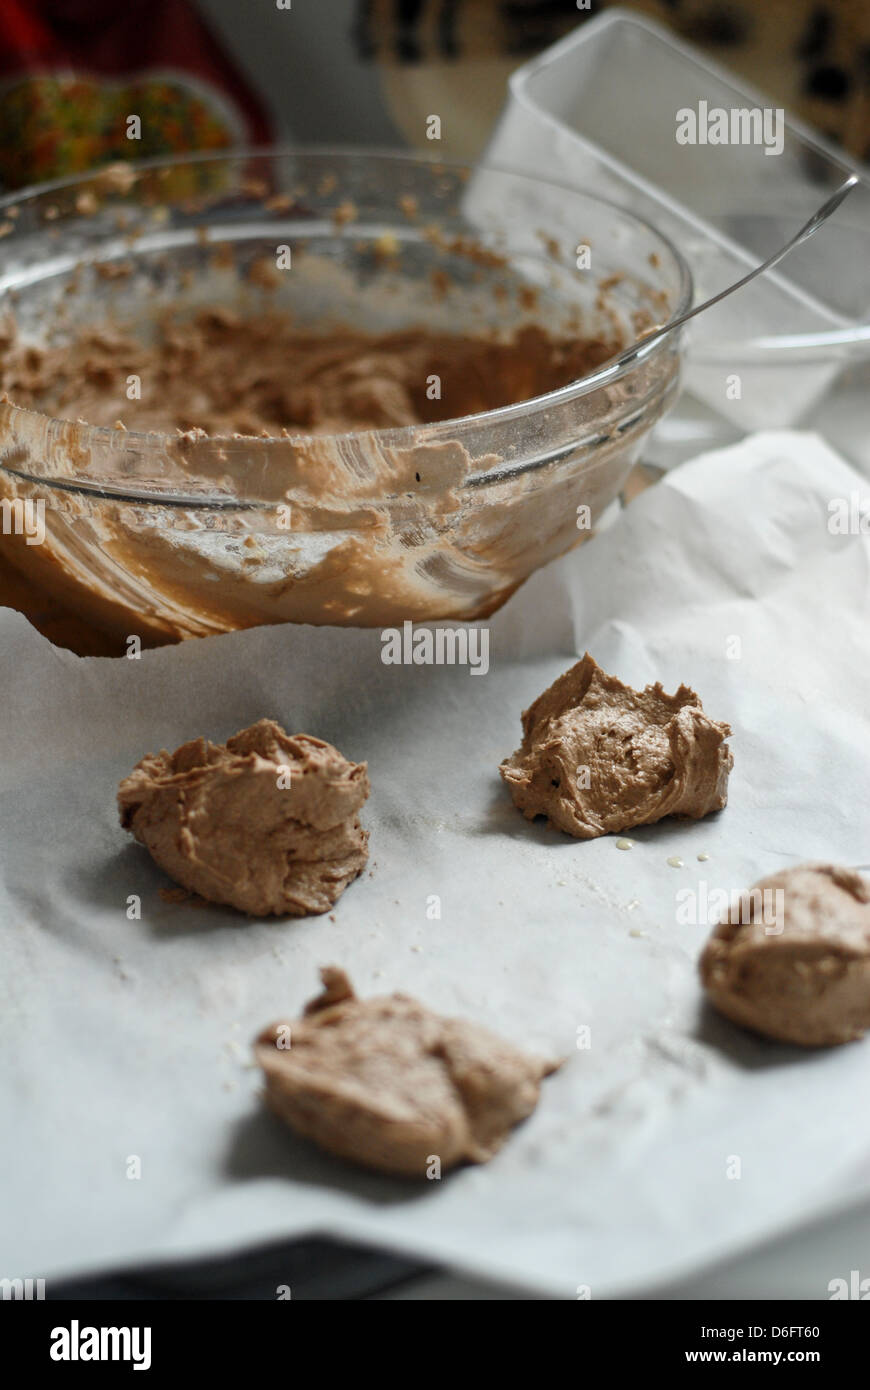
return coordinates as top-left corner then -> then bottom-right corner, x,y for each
0,0 -> 271,190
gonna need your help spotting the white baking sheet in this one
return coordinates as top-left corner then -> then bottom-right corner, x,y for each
2,429 -> 869,1299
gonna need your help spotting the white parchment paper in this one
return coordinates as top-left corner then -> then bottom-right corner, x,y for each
2,429 -> 870,1299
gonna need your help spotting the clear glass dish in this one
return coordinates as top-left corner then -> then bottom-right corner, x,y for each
485,9 -> 870,432
0,148 -> 690,648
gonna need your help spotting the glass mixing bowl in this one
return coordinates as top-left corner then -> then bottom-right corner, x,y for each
0,148 -> 691,650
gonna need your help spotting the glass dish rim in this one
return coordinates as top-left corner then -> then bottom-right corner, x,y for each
0,144 -> 693,467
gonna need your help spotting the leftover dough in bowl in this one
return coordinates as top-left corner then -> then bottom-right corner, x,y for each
0,149 -> 690,651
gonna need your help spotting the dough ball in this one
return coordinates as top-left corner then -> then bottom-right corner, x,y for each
700,864 -> 870,1046
118,719 -> 369,916
500,652 -> 732,838
255,967 -> 561,1176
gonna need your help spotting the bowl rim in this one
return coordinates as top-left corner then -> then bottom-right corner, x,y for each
0,144 -> 693,463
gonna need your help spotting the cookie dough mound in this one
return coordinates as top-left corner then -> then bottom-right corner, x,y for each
255,967 -> 561,1176
118,719 -> 369,916
700,864 -> 870,1047
500,652 -> 732,838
